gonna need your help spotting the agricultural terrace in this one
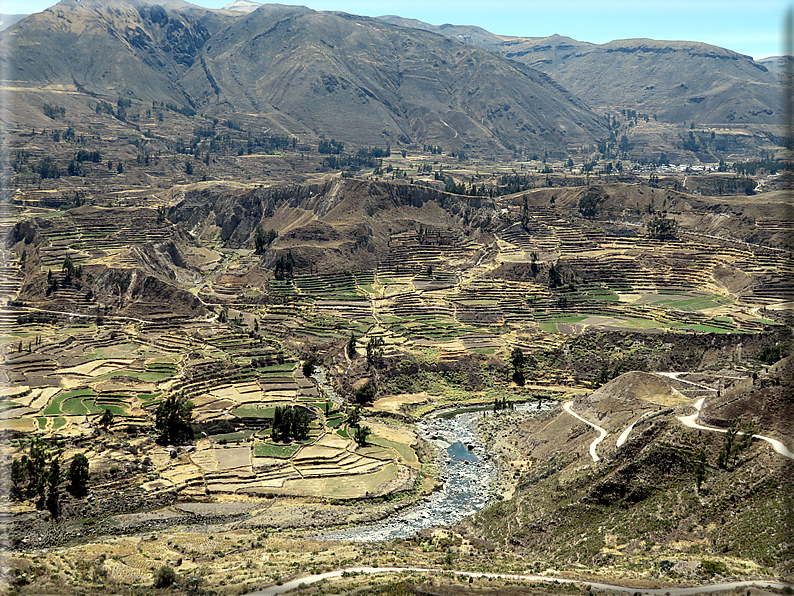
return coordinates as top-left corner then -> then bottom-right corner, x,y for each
1,175 -> 790,509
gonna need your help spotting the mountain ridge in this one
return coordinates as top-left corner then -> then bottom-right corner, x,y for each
376,17 -> 781,125
1,0 -> 608,154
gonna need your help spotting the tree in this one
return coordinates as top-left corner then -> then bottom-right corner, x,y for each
347,333 -> 357,358
68,453 -> 90,496
10,458 -> 25,500
354,380 -> 377,404
46,459 -> 61,518
510,347 -> 525,370
693,448 -> 707,490
154,393 -> 194,445
302,353 -> 317,378
366,337 -> 384,366
99,408 -> 114,429
347,406 -> 362,427
510,347 -> 525,386
354,425 -> 371,446
521,195 -> 530,228
27,438 -> 48,506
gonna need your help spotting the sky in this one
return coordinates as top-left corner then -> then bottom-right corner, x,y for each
0,0 -> 789,60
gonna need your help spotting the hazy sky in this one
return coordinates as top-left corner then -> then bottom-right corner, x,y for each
0,0 -> 788,59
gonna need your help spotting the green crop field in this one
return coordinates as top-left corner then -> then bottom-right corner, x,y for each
232,405 -> 277,418
43,389 -> 96,416
369,434 -> 418,464
253,443 -> 300,458
211,430 -> 255,443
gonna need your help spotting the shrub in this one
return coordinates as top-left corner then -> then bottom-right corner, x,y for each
153,565 -> 177,588
700,560 -> 728,576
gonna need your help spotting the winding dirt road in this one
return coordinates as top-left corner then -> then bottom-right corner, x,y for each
616,410 -> 655,447
562,401 -> 607,462
245,566 -> 791,596
678,398 -> 794,459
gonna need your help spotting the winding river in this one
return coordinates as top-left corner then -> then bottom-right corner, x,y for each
243,398 -> 791,595
319,402 -> 548,542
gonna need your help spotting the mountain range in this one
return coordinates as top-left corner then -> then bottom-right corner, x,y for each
0,0 -> 783,156
377,17 -> 781,125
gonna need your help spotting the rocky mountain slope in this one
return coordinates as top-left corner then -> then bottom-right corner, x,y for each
0,13 -> 25,31
0,0 -> 236,105
1,0 -> 607,155
379,18 -> 781,125
471,367 -> 793,575
179,5 -> 607,152
501,36 -> 780,124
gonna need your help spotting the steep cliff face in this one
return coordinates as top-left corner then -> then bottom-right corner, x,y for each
166,178 -> 497,272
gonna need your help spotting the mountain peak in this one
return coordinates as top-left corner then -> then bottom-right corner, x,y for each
221,0 -> 262,12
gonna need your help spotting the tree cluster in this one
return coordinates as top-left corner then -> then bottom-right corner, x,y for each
493,397 -> 514,412
43,103 -> 66,119
547,262 -> 563,289
578,190 -> 601,218
354,425 -> 371,446
646,213 -> 678,239
757,344 -> 784,365
9,439 -> 88,518
154,393 -> 194,445
366,337 -> 384,367
36,157 -> 60,179
346,407 -> 370,445
271,406 -> 310,442
357,146 -> 390,158
318,138 -> 344,154
254,225 -> 278,254
274,251 -> 294,278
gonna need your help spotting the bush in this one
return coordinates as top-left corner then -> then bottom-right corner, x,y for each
700,560 -> 728,576
153,565 -> 177,588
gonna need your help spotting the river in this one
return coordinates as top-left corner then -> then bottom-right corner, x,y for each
318,401 -> 549,542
